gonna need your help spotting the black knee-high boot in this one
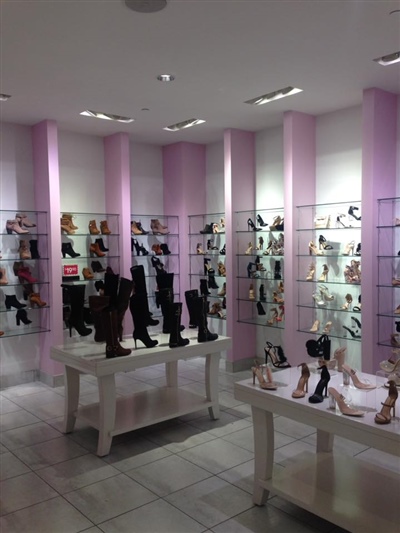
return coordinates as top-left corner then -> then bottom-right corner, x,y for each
130,265 -> 159,326
169,303 -> 190,348
130,293 -> 158,348
185,289 -> 199,328
61,284 -> 92,337
88,295 -> 110,342
195,296 -> 218,342
116,278 -> 134,341
104,309 -> 131,358
158,288 -> 174,334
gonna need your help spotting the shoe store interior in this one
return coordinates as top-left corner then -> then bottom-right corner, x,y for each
1,2 -> 400,532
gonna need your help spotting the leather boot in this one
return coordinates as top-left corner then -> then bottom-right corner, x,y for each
185,289 -> 199,328
60,217 -> 76,234
104,310 -> 131,358
159,287 -> 174,334
104,272 -> 119,308
19,240 -> 31,260
208,272 -> 219,289
195,296 -> 218,342
5,294 -> 26,310
62,213 -> 78,230
160,243 -> 171,255
89,295 -> 110,342
90,242 -> 105,257
130,293 -> 158,348
130,265 -> 159,326
274,260 -> 282,280
116,277 -> 134,341
82,267 -> 94,280
91,260 -> 105,273
169,303 -> 190,348
29,292 -> 47,307
61,284 -> 92,337
88,220 -> 100,235
18,266 -> 37,283
62,242 -> 80,258
200,279 -> 210,296
29,239 -> 40,259
100,220 -> 111,235
95,238 -> 109,252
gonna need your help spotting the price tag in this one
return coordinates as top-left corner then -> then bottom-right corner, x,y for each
63,264 -> 79,276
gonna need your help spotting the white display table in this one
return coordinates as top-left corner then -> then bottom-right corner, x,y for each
234,366 -> 400,533
51,335 -> 231,456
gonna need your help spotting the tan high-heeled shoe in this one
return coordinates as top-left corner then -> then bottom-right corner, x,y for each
318,264 -> 329,282
196,243 -> 206,254
374,380 -> 398,424
82,267 -> 94,280
252,361 -> 277,390
309,241 -> 324,256
60,217 -> 76,234
0,267 -> 9,285
342,364 -> 376,390
88,220 -> 100,235
319,284 -> 333,301
267,307 -> 278,325
218,262 -> 226,277
310,319 -> 320,333
278,281 -> 284,293
342,240 -> 355,256
278,305 -> 285,322
341,294 -> 353,310
245,242 -> 253,255
328,387 -> 364,417
306,263 -> 315,281
249,283 -> 255,300
272,291 -> 284,304
323,321 -> 332,334
292,363 -> 310,398
269,216 -> 282,231
333,347 -> 346,372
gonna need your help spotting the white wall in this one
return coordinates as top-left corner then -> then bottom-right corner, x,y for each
316,106 -> 362,203
206,141 -> 224,215
130,142 -> 163,215
255,126 -> 284,211
58,131 -> 106,214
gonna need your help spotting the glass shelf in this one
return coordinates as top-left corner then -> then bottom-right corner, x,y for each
62,233 -> 120,237
0,257 -> 49,262
297,303 -> 361,314
132,233 -> 179,238
238,317 -> 284,329
0,281 -> 49,287
0,305 -> 50,314
0,326 -> 50,339
0,232 -> 49,237
297,279 -> 361,286
297,328 -> 361,342
61,255 -> 120,260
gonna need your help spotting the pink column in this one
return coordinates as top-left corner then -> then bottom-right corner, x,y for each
362,88 -> 398,372
283,111 -> 316,366
32,120 -> 63,382
163,142 -> 206,310
224,129 -> 256,369
104,133 -> 131,279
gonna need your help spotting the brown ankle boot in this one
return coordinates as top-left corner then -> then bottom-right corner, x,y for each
82,267 -> 94,280
90,242 -> 106,257
62,213 -> 78,230
88,220 -> 100,235
60,216 -> 76,234
19,240 -> 31,260
151,244 -> 163,255
100,220 -> 111,235
29,292 -> 47,307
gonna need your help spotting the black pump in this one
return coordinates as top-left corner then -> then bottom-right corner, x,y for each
62,242 -> 80,258
5,294 -> 26,310
247,218 -> 261,231
257,301 -> 266,315
256,214 -> 268,227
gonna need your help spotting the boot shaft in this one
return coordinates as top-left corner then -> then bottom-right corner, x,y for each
156,272 -> 174,290
29,239 -> 40,259
200,279 -> 210,296
104,272 -> 120,308
169,302 -> 189,348
185,289 -> 199,328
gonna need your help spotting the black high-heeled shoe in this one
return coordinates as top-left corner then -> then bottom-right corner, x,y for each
351,316 -> 361,329
256,214 -> 268,227
336,215 -> 347,228
264,341 -> 291,368
308,365 -> 330,403
151,256 -> 165,274
62,242 -> 80,258
257,301 -> 266,315
204,258 -> 214,275
355,243 -> 361,256
259,284 -> 266,301
16,309 -> 32,326
343,325 -> 361,339
318,235 -> 333,250
247,218 -> 261,231
348,206 -> 361,221
220,244 -> 226,255
132,239 -> 149,256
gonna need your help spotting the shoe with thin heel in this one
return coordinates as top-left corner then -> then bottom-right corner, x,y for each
348,206 -> 361,221
247,218 -> 261,231
309,365 -> 330,403
343,240 -> 355,256
375,380 -> 398,424
264,341 -> 290,368
328,387 -> 364,416
256,214 -> 268,227
318,265 -> 329,282
342,364 -> 376,389
292,363 -> 310,398
343,325 -> 361,339
333,347 -> 346,372
318,235 -> 333,250
309,241 -> 324,256
252,361 -> 277,390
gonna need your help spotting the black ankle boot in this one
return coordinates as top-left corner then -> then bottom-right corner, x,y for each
169,303 -> 190,348
257,301 -> 266,315
160,243 -> 171,255
5,294 -> 26,310
62,242 -> 80,258
29,240 -> 40,259
95,238 -> 109,252
274,260 -> 282,280
208,273 -> 219,289
16,309 -> 32,325
259,284 -> 266,302
200,279 -> 210,296
185,289 -> 199,328
91,260 -> 105,273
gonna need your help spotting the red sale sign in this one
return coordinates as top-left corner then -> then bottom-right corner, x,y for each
63,264 -> 79,276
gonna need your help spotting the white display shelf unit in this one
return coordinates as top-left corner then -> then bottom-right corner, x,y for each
296,201 -> 362,342
377,197 -> 400,351
0,209 -> 50,338
235,208 -> 285,328
188,213 -> 226,321
131,214 -> 180,320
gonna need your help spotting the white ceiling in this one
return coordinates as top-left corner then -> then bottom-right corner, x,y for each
1,0 -> 400,146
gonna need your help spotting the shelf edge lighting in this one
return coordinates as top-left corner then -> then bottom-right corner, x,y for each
80,110 -> 134,123
245,86 -> 303,106
374,51 -> 400,65
163,118 -> 205,132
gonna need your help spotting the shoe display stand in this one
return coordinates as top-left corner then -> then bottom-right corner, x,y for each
0,209 -> 50,338
51,334 -> 232,456
377,197 -> 400,351
188,213 -> 226,321
235,209 -> 285,328
234,368 -> 400,532
131,215 -> 180,319
296,201 -> 362,342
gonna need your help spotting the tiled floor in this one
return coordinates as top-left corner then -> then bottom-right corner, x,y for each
0,357 -> 397,533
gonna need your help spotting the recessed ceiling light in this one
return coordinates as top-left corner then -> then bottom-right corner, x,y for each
374,51 -> 400,65
245,86 -> 303,106
0,94 -> 11,101
163,118 -> 205,132
80,110 -> 134,123
125,0 -> 167,13
157,74 -> 175,82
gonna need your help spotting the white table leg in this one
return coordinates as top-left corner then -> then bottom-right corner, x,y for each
63,365 -> 80,433
316,429 -> 334,452
206,352 -> 220,420
252,406 -> 274,506
166,361 -> 178,387
97,374 -> 116,456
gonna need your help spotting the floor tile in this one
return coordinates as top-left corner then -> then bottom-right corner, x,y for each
0,421 -> 61,450
178,438 -> 253,474
0,471 -> 58,516
273,440 -> 316,467
36,454 -> 119,494
0,397 -> 22,415
302,433 -> 369,457
273,416 -> 316,439
0,410 -> 41,432
102,436 -> 172,471
188,411 -> 252,438
146,422 -> 216,453
0,496 -> 92,533
20,400 -> 67,421
1,382 -> 52,399
217,460 -> 285,496
0,452 -> 30,480
11,390 -> 66,409
224,403 -> 253,418
126,454 -> 212,496
64,473 -> 158,524
99,498 -> 205,533
13,436 -> 88,470
165,476 -> 253,529
217,390 -> 245,409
